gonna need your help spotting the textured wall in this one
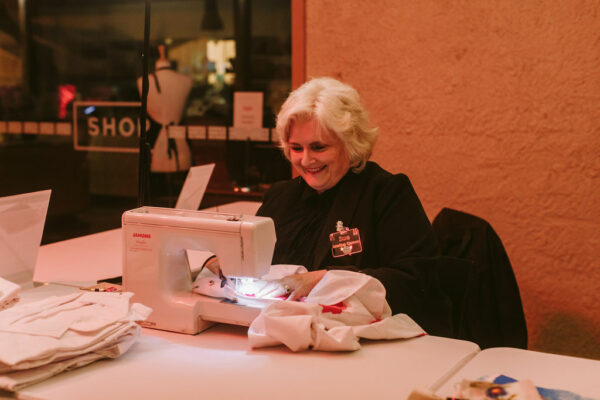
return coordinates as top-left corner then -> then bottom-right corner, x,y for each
305,0 -> 600,358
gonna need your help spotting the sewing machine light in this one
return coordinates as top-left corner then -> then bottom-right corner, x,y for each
232,277 -> 263,296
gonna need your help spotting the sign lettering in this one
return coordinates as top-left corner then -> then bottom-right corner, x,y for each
73,101 -> 147,152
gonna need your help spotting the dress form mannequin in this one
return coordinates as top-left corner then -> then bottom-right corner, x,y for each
137,45 -> 192,173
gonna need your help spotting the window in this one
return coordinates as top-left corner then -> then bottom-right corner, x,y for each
0,0 -> 292,243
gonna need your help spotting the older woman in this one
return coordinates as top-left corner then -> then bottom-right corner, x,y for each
256,77 -> 451,335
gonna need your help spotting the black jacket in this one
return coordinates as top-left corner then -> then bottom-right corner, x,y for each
433,208 -> 528,349
257,161 -> 453,336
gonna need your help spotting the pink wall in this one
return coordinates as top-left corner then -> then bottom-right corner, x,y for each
304,0 -> 600,358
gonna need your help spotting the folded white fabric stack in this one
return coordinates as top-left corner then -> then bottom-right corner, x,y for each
0,277 -> 20,311
248,269 -> 426,352
0,291 -> 152,391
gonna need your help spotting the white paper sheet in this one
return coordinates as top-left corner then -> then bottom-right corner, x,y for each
175,164 -> 215,210
0,190 -> 51,286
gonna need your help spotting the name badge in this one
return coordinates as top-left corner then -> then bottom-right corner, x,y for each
329,221 -> 362,258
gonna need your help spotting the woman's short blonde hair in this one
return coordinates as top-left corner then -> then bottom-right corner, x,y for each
275,77 -> 378,172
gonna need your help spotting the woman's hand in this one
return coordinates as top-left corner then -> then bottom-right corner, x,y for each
278,270 -> 327,301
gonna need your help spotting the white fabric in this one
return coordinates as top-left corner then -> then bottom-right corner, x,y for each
0,291 -> 151,391
192,264 -> 308,302
248,269 -> 426,352
0,292 -> 133,338
0,331 -> 139,392
192,276 -> 238,301
0,277 -> 20,311
236,265 -> 309,302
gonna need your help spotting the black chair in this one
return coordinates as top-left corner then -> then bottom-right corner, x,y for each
432,208 -> 528,349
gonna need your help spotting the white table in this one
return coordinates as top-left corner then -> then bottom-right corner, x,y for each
34,228 -> 122,284
436,347 -> 600,399
17,286 -> 479,400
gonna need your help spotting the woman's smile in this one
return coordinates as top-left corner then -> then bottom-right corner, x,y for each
304,166 -> 326,174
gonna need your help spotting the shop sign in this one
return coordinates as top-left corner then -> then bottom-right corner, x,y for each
73,101 -> 146,153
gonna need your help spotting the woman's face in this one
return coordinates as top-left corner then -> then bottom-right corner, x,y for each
288,119 -> 350,193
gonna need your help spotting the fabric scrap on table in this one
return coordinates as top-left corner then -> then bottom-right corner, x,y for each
248,269 -> 426,352
0,277 -> 20,311
0,291 -> 151,391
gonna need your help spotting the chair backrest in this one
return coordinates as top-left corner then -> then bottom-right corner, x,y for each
432,208 -> 528,349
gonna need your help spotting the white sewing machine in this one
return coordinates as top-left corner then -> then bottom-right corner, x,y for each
122,206 -> 275,334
